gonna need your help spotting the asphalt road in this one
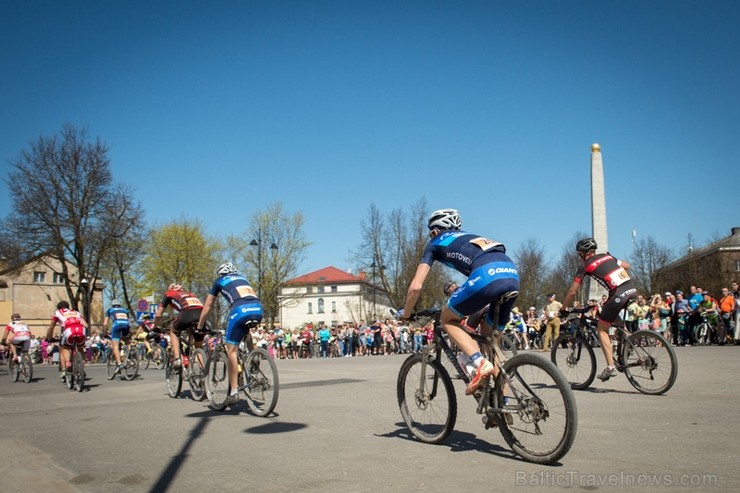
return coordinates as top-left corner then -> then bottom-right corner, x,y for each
1,346 -> 738,493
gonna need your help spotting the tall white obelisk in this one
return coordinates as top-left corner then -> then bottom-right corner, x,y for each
588,143 -> 608,301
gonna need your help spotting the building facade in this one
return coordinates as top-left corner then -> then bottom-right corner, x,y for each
0,257 -> 104,336
660,227 -> 740,296
277,266 -> 393,329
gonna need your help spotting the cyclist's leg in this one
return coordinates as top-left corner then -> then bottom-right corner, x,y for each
111,326 -> 123,365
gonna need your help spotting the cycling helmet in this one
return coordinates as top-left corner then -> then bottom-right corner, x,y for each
168,283 -> 182,291
57,300 -> 70,310
576,237 -> 598,253
112,299 -> 121,307
217,262 -> 238,276
11,313 -> 21,321
428,208 -> 462,231
443,282 -> 457,296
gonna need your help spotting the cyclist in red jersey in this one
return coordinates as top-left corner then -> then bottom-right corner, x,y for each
562,237 -> 637,382
153,283 -> 204,368
46,301 -> 88,380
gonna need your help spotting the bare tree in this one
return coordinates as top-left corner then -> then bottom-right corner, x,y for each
543,232 -> 588,306
4,124 -> 145,321
512,238 -> 550,311
628,235 -> 675,296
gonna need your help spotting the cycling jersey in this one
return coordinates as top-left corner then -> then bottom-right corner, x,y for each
5,322 -> 31,342
574,252 -> 637,325
160,290 -> 203,312
52,308 -> 86,347
105,307 -> 131,329
210,274 -> 263,346
423,230 -> 519,329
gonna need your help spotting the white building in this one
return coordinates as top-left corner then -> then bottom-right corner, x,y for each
277,266 -> 394,329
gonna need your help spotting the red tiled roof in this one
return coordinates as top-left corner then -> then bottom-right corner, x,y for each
284,266 -> 364,285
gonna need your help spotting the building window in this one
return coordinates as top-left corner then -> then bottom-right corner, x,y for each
331,301 -> 337,313
307,302 -> 313,314
53,272 -> 65,284
306,286 -> 313,294
735,260 -> 740,271
331,285 -> 338,293
318,286 -> 325,293
318,298 -> 325,313
33,271 -> 46,283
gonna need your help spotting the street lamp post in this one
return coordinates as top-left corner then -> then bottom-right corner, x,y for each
250,228 -> 278,299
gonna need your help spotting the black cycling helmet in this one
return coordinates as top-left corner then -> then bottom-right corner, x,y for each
57,300 -> 70,310
576,237 -> 598,253
443,282 -> 457,296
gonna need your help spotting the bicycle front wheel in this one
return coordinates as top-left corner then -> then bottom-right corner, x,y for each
73,351 -> 85,392
21,354 -> 33,383
494,352 -> 578,464
139,346 -> 151,370
499,334 -> 518,360
153,346 -> 166,370
189,348 -> 207,402
124,346 -> 139,381
165,352 -> 182,398
106,352 -> 117,380
621,330 -> 677,395
550,334 -> 596,390
242,348 -> 279,417
9,358 -> 19,382
397,353 -> 457,444
205,350 -> 229,411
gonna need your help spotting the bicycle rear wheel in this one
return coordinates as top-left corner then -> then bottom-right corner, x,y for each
550,334 -> 596,390
397,353 -> 457,444
9,358 -> 19,382
165,352 -> 182,398
205,350 -> 229,411
21,354 -> 33,383
73,351 -> 85,392
189,348 -> 207,401
621,330 -> 677,395
153,346 -> 166,370
124,346 -> 139,381
242,348 -> 279,416
499,334 -> 518,360
493,352 -> 578,464
139,346 -> 151,370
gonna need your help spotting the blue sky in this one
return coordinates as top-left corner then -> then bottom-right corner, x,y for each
1,0 -> 738,275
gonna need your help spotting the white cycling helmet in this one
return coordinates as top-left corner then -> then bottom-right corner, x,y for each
168,283 -> 182,291
217,262 -> 238,276
428,208 -> 462,230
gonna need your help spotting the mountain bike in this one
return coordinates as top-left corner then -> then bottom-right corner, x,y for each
694,311 -> 719,346
164,324 -> 207,401
396,293 -> 578,465
106,334 -> 139,381
58,338 -> 85,392
551,307 -> 678,394
6,343 -> 33,383
205,324 -> 279,416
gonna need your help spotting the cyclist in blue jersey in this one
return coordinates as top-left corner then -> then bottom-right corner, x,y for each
400,208 -> 520,395
103,300 -> 131,374
197,263 -> 264,406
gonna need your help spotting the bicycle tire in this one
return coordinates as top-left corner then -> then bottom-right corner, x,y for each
493,352 -> 578,464
499,334 -> 518,360
397,353 -> 457,444
153,346 -> 166,370
205,350 -> 229,411
124,346 -> 139,381
189,348 -> 207,401
242,348 -> 279,417
66,354 -> 74,390
22,354 -> 33,383
550,334 -> 596,390
165,352 -> 183,398
74,351 -> 85,392
9,357 -> 19,382
106,352 -> 117,380
621,330 -> 677,395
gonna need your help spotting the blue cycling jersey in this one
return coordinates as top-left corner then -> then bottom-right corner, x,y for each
421,230 -> 506,276
209,274 -> 259,307
105,307 -> 130,328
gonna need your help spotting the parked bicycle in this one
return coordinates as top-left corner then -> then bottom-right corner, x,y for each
551,307 -> 678,394
164,323 -> 208,401
204,323 -> 279,416
5,343 -> 33,383
106,333 -> 140,381
396,293 -> 578,465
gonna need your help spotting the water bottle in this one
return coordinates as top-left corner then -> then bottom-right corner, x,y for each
182,354 -> 189,368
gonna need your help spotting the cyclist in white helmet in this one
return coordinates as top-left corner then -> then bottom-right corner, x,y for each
400,208 -> 520,395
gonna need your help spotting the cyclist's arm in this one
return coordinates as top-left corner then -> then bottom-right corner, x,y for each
562,279 -> 582,312
402,263 -> 431,318
46,318 -> 58,341
197,294 -> 215,330
153,304 -> 166,327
